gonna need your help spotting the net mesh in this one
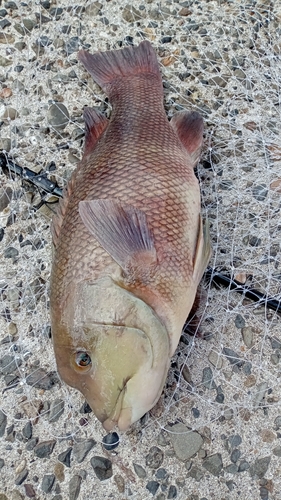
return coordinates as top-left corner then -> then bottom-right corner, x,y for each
0,0 -> 281,498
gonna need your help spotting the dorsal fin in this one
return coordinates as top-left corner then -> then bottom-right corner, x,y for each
170,111 -> 204,166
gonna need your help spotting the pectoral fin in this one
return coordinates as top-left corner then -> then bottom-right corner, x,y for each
79,199 -> 157,281
192,215 -> 212,283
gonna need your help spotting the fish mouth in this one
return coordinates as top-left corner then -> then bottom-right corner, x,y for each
101,379 -> 132,431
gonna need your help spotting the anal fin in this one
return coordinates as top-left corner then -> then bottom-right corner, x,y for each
170,111 -> 204,166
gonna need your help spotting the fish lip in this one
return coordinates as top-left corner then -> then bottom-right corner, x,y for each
102,379 -> 130,431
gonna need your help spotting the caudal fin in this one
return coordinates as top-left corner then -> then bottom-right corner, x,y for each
78,40 -> 161,92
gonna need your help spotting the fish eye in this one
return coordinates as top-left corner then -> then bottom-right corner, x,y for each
75,351 -> 92,368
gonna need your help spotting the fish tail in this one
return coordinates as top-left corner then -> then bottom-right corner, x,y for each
78,40 -> 161,92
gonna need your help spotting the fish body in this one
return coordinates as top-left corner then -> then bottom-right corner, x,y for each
50,41 -> 211,430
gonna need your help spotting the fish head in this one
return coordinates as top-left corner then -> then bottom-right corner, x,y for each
53,277 -> 170,430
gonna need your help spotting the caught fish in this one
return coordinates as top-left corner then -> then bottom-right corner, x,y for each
50,40 -> 211,431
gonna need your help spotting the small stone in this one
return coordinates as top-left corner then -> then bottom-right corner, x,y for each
133,463 -> 147,479
235,314 -> 246,329
58,448 -> 72,468
145,446 -> 164,468
47,103 -> 69,131
102,432 -> 119,451
25,438 -> 38,451
0,409 -> 7,437
223,348 -> 244,368
0,354 -> 22,375
49,399 -> 65,422
85,2 -> 103,16
6,423 -> 15,441
0,55 -> 12,66
79,401 -> 92,414
208,75 -> 228,87
226,480 -> 235,491
122,4 -> 142,22
169,423 -> 203,461
224,463 -> 238,474
0,18 -> 10,28
242,326 -> 254,348
260,486 -> 269,500
208,349 -> 223,369
0,137 -> 11,151
155,468 -> 167,479
161,36 -> 172,43
69,475 -> 82,500
252,184 -> 268,201
271,352 -> 281,366
230,449 -> 241,463
191,407 -> 200,418
238,460 -> 250,472
179,7 -> 191,15
54,462 -> 65,482
187,465 -> 204,481
114,474 -> 125,493
215,386 -> 225,403
228,434 -> 242,449
234,68 -> 246,79
41,474 -> 55,493
73,438 -> 96,463
0,32 -> 14,43
0,187 -> 12,211
14,468 -> 28,485
22,421 -> 32,440
274,416 -> 281,429
49,7 -> 63,19
23,485 -> 36,498
4,246 -> 19,259
34,439 -> 56,458
273,446 -> 281,457
167,485 -> 177,498
181,364 -> 192,383
26,368 -> 59,389
252,382 -> 268,408
36,35 -> 52,47
202,367 -> 216,389
146,480 -> 160,496
72,127 -> 84,141
260,429 -> 276,443
10,491 -> 24,500
65,37 -> 81,55
3,107 -> 18,120
0,458 -> 4,469
90,456 -> 113,481
249,456 -> 271,478
202,453 -> 223,477
270,337 -> 281,350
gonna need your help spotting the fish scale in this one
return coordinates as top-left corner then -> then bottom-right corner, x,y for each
50,40 -> 211,430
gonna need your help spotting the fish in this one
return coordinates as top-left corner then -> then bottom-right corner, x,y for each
50,40 -> 211,431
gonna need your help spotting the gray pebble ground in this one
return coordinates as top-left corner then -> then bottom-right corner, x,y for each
0,0 -> 281,499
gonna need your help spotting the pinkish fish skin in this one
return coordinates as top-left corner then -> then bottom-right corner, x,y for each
50,40 -> 211,431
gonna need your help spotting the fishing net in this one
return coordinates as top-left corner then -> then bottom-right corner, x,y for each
0,1 -> 280,498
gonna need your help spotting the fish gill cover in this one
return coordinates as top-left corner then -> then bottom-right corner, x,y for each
0,1 -> 280,499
